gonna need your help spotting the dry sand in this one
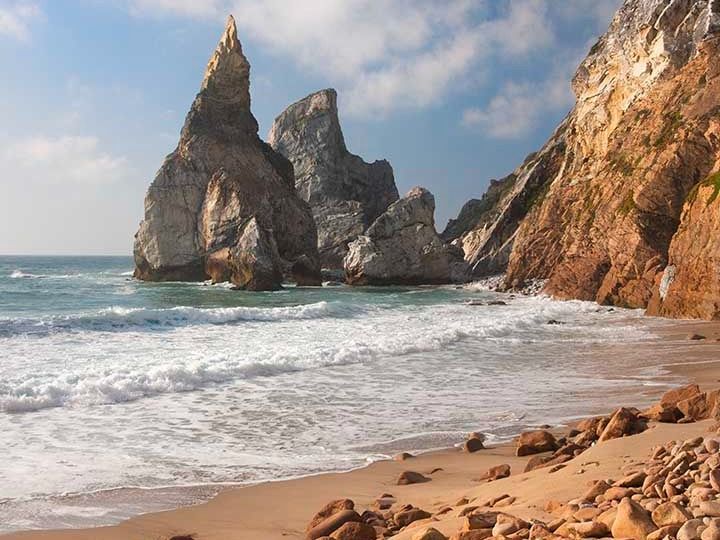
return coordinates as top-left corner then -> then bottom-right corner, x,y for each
4,320 -> 720,540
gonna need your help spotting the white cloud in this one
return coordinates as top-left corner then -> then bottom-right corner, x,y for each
1,135 -> 130,185
123,0 -> 565,117
462,76 -> 574,139
0,0 -> 41,41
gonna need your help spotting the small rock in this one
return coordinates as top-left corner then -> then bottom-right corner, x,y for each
647,525 -> 681,540
699,501 -> 720,517
652,501 -> 693,527
394,452 -> 414,461
397,471 -> 431,485
688,333 -> 707,341
559,521 -> 609,538
330,521 -> 376,540
583,480 -> 612,502
701,521 -> 720,540
395,508 -> 432,527
412,528 -> 448,540
492,514 -> 529,536
464,437 -> 485,453
478,463 -> 511,482
450,530 -> 493,540
616,472 -> 648,488
307,509 -> 362,540
678,519 -> 707,540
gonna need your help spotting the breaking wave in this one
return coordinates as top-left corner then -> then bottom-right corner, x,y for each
0,301 -> 356,337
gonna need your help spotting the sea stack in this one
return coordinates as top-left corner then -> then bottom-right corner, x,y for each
344,187 -> 470,285
268,89 -> 398,269
447,0 -> 720,319
133,16 -> 321,289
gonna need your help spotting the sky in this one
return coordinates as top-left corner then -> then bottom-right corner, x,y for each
0,0 -> 621,255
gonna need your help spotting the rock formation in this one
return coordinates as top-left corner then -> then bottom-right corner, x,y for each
268,89 -> 398,268
451,0 -> 720,319
133,16 -> 320,289
344,187 -> 470,285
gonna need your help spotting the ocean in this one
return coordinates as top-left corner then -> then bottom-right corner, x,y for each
0,255 -> 700,532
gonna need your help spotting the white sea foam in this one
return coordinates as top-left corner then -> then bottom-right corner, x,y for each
0,301 -> 354,336
0,297 -> 652,414
0,269 -> 691,533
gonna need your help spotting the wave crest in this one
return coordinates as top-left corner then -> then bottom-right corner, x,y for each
0,301 -> 353,337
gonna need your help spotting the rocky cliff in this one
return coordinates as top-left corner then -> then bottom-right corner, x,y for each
133,16 -> 320,289
344,187 -> 469,285
451,0 -> 720,319
268,89 -> 398,268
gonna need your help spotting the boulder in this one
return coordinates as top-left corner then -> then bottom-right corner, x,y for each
344,188 -> 471,285
643,403 -> 684,423
678,393 -> 710,421
133,16 -> 320,289
598,408 -> 646,442
611,498 -> 658,540
269,89 -> 398,268
516,430 -> 559,456
661,384 -> 702,407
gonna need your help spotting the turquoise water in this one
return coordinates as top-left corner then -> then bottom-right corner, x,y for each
0,255 -> 699,531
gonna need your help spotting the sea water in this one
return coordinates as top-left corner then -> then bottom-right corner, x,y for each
0,255 -> 702,531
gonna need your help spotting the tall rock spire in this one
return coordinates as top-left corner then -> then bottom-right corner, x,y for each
133,15 -> 320,289
200,15 -> 251,108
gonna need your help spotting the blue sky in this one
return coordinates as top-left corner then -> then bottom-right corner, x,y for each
0,0 -> 621,255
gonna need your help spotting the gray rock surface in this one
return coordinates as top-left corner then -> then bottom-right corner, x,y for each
133,16 -> 320,289
268,89 -> 398,268
344,187 -> 470,285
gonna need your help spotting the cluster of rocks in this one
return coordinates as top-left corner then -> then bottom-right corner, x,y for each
303,384 -> 720,540
344,187 -> 470,285
134,16 -> 471,290
529,429 -> 720,540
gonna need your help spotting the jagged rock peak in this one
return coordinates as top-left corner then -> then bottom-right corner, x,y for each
133,15 -> 321,290
269,89 -> 346,151
200,15 -> 251,108
269,88 -> 398,268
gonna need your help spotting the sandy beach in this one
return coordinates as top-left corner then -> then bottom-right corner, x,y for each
3,319 -> 720,540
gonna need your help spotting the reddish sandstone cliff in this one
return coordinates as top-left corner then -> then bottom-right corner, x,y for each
451,0 -> 720,319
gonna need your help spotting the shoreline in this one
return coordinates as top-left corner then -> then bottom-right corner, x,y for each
3,319 -> 720,539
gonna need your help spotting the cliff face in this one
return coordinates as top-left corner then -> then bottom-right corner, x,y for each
133,16 -> 320,289
344,187 -> 470,285
454,0 -> 720,319
268,89 -> 398,269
